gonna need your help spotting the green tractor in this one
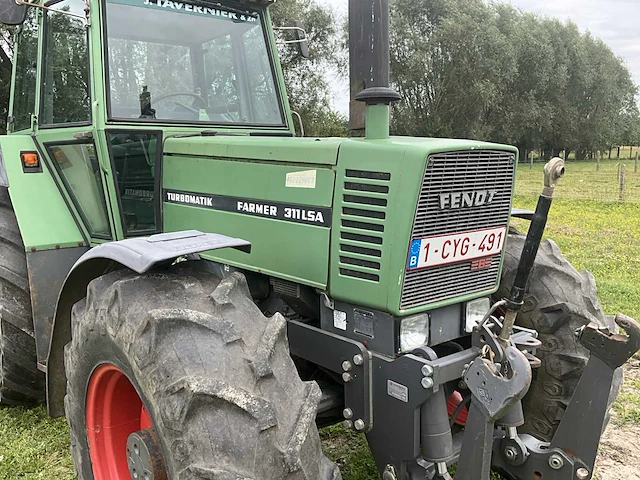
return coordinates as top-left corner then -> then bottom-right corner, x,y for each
0,0 -> 636,478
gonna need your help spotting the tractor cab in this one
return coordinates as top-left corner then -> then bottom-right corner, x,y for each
104,0 -> 282,125
8,0 -> 294,240
10,0 -> 287,132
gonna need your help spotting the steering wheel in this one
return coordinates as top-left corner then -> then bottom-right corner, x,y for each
153,91 -> 207,107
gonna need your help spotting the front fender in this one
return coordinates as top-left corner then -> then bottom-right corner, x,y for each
46,230 -> 251,416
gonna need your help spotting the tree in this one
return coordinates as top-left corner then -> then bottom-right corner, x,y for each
390,0 -> 516,139
389,0 -> 639,159
270,0 -> 347,137
0,27 -> 13,134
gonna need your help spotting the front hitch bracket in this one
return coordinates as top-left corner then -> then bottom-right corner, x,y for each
551,314 -> 640,471
454,346 -> 532,480
494,313 -> 640,480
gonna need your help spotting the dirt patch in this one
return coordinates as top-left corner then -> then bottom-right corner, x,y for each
594,360 -> 640,480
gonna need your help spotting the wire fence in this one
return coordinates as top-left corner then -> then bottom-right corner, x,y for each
515,158 -> 640,203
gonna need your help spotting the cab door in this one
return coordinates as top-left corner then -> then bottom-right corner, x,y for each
32,0 -> 117,243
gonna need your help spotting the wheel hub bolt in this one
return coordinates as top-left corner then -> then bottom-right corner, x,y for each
504,446 -> 518,461
343,420 -> 353,430
354,419 -> 365,431
343,408 -> 353,419
353,354 -> 364,366
421,377 -> 434,389
548,453 -> 564,470
342,360 -> 353,372
342,372 -> 352,382
421,364 -> 434,376
576,467 -> 590,480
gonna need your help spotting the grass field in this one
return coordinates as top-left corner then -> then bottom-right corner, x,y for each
518,159 -> 640,203
1,162 -> 640,480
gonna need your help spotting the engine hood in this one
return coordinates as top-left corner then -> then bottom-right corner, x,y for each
163,135 -> 345,165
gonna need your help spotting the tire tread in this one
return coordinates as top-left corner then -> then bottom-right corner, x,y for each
496,233 -> 622,440
65,267 -> 340,480
0,186 -> 43,405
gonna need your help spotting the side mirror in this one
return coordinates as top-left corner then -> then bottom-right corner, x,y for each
0,0 -> 27,25
292,21 -> 309,59
274,22 -> 310,59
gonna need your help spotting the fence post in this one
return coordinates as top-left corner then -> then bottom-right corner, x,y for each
635,152 -> 638,174
530,150 -> 533,170
619,164 -> 626,202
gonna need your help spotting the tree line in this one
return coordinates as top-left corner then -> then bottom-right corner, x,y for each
389,0 -> 640,160
0,0 -> 638,160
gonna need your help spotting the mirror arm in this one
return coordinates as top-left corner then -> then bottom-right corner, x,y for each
15,0 -> 90,24
291,111 -> 304,137
274,26 -> 307,45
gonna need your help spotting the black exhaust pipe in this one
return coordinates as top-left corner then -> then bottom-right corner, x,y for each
349,0 -> 400,139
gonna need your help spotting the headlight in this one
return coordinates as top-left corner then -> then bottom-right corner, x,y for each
400,314 -> 429,352
465,297 -> 491,333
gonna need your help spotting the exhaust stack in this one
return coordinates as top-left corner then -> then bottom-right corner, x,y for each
349,0 -> 400,139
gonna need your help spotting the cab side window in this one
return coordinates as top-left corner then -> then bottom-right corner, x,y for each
11,9 -> 39,132
107,131 -> 161,235
41,0 -> 90,125
47,141 -> 111,237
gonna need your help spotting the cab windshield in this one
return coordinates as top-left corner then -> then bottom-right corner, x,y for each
105,0 -> 284,125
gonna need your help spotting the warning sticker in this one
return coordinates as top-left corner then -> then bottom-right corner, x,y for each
333,310 -> 347,331
286,170 -> 317,189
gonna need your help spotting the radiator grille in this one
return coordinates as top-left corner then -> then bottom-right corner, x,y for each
339,169 -> 390,283
401,150 -> 515,309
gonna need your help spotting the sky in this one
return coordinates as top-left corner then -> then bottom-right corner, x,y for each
325,0 -> 640,115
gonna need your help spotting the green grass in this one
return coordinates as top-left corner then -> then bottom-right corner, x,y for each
517,159 -> 640,203
2,165 -> 640,479
0,405 -> 74,480
612,373 -> 640,426
510,196 -> 640,319
321,424 -> 379,478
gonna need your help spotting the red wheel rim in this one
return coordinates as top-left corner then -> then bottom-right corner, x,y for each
86,364 -> 154,479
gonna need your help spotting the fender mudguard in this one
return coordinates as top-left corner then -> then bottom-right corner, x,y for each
46,230 -> 251,416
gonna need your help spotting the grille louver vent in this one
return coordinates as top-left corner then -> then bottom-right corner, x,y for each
401,150 -> 515,309
339,169 -> 391,283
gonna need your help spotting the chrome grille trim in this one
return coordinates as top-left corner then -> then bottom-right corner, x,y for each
401,150 -> 515,309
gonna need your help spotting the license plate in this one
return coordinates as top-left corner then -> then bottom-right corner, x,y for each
407,226 -> 506,270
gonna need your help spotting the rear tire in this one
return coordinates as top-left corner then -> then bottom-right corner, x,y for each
65,263 -> 341,480
0,186 -> 44,405
495,233 -> 622,441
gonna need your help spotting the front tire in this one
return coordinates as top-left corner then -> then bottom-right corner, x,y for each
495,233 -> 622,441
0,186 -> 44,405
64,263 -> 341,480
